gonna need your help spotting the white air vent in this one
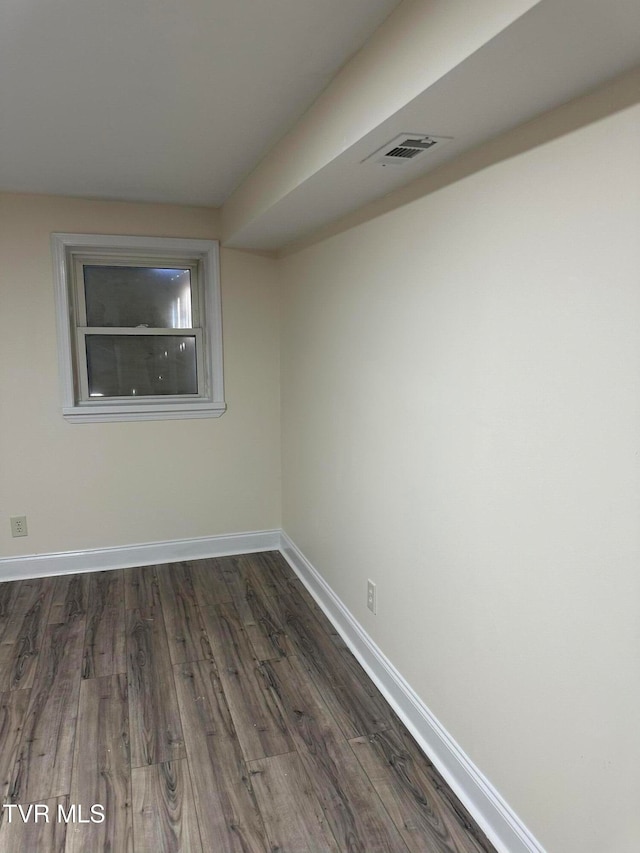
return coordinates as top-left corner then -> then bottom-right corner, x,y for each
363,133 -> 452,166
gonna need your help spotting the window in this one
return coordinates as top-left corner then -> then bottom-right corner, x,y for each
51,233 -> 225,422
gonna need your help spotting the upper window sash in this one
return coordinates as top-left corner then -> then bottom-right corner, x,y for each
72,255 -> 202,328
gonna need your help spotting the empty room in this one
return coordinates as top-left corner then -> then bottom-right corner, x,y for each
1,1 -> 639,851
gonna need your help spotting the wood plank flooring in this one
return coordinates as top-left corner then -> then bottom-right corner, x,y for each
0,552 -> 496,853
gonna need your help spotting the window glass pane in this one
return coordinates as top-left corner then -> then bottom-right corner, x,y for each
86,335 -> 198,397
83,266 -> 193,328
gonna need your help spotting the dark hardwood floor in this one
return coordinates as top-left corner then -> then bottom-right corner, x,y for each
0,552 -> 496,852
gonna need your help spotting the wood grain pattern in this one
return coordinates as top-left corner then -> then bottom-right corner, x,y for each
200,601 -> 293,761
0,796 -> 68,852
0,557 -> 496,853
66,674 -> 133,853
261,550 -> 297,582
248,751 -> 340,852
156,563 -> 198,608
0,689 -> 31,808
389,725 -> 496,853
0,579 -> 21,618
281,574 -> 336,625
173,659 -> 236,744
350,727 -> 494,853
228,553 -> 283,603
251,551 -> 295,589
173,659 -> 268,853
1,577 -> 54,618
132,759 -> 202,853
10,616 -> 86,803
126,608 -> 185,768
157,564 -> 212,665
124,566 -> 159,612
82,571 -> 126,679
218,563 -> 256,628
272,590 -> 394,738
48,574 -> 88,625
261,655 -> 408,852
0,586 -> 52,691
189,557 -> 233,607
223,564 -> 294,662
279,574 -> 349,647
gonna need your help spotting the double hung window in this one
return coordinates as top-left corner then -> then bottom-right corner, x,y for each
52,234 -> 225,422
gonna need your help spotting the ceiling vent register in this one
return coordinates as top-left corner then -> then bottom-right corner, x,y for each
363,133 -> 452,166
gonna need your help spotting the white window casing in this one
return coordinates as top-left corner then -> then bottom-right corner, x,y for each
51,233 -> 226,423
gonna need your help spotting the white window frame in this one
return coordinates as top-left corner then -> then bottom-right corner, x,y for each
51,233 -> 225,423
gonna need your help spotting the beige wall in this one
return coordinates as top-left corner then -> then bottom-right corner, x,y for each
0,194 -> 281,557
280,91 -> 640,852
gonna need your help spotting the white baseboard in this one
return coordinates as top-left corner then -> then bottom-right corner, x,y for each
279,530 -> 546,853
0,529 -> 281,582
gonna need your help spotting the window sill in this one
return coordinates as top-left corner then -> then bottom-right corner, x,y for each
62,401 -> 227,423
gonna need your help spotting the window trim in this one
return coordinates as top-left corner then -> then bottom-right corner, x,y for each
51,233 -> 226,423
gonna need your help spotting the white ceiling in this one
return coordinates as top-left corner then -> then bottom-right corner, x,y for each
0,0 -> 400,206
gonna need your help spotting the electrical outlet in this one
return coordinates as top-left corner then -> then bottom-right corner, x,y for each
10,516 -> 28,538
367,579 -> 377,614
